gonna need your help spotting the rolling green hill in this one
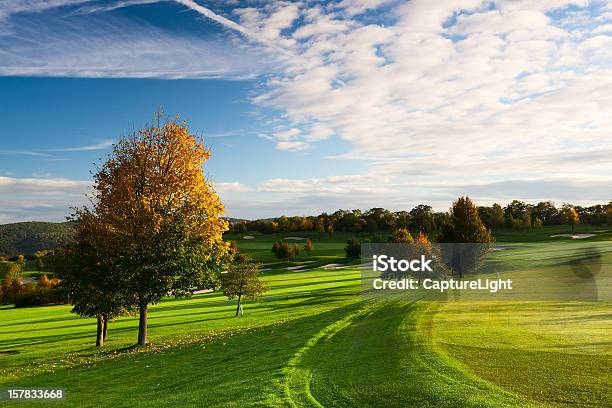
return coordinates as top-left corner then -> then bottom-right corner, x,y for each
1,229 -> 610,407
0,222 -> 74,257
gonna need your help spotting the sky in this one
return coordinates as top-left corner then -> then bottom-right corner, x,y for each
0,0 -> 611,223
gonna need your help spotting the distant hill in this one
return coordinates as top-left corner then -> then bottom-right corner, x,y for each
226,217 -> 250,224
0,222 -> 74,256
0,218 -> 259,256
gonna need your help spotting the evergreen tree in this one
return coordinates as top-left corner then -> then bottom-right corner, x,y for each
438,197 -> 494,278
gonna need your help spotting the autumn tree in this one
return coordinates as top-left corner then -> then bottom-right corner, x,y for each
5,261 -> 22,279
438,197 -> 494,278
413,231 -> 428,244
561,204 -> 580,232
220,255 -> 267,316
391,228 -> 414,243
304,238 -> 313,254
272,241 -> 299,260
74,114 -> 229,346
0,263 -> 22,305
412,231 -> 434,283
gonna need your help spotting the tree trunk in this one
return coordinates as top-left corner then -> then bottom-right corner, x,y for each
96,316 -> 104,347
138,298 -> 148,345
235,294 -> 242,317
102,316 -> 108,342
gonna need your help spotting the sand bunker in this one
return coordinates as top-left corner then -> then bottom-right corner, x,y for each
284,237 -> 306,240
322,263 -> 347,270
193,289 -> 213,295
550,234 -> 596,239
243,236 -> 255,240
286,265 -> 306,271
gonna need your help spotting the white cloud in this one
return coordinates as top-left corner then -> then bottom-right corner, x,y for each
273,128 -> 301,141
0,140 -> 113,158
0,176 -> 90,222
305,123 -> 334,142
47,140 -> 114,152
0,176 -> 87,189
275,140 -> 309,151
293,7 -> 351,39
592,23 -> 612,33
0,150 -> 52,157
0,0 -> 277,78
251,0 -> 612,197
0,0 -> 87,19
234,2 -> 300,47
336,0 -> 393,17
218,172 -> 612,218
1,0 -> 611,219
215,181 -> 254,193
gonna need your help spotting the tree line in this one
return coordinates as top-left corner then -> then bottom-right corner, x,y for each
230,201 -> 611,235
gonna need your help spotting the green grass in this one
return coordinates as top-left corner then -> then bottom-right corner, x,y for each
492,225 -> 612,242
1,228 -> 611,407
432,301 -> 611,406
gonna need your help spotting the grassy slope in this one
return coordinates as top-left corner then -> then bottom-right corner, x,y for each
1,228 -> 611,407
0,221 -> 74,257
432,301 -> 611,406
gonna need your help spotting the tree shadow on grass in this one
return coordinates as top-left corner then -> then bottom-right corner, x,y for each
2,302 -> 370,407
2,288 -> 360,353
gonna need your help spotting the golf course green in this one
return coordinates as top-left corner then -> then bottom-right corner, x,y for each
1,227 -> 611,407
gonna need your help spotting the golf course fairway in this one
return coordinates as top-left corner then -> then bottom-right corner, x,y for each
1,231 -> 611,407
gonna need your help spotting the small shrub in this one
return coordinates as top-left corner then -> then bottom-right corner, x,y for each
16,255 -> 26,267
40,274 -> 52,288
1,272 -> 63,307
10,286 -> 64,308
11,286 -> 63,308
345,238 -> 361,259
1,274 -> 23,305
304,239 -> 313,254
271,241 -> 300,260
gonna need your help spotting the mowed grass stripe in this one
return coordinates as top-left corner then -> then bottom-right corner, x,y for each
1,232 -> 611,406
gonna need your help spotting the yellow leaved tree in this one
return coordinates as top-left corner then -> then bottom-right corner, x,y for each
66,114 -> 229,346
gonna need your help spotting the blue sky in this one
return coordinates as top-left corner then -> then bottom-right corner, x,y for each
1,0 -> 611,222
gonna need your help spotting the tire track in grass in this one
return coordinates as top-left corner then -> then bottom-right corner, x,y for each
284,300 -> 532,407
282,303 -> 381,408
